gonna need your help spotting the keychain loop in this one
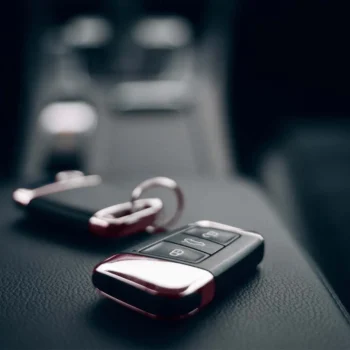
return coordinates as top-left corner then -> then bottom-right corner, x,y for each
89,198 -> 163,238
130,177 -> 184,233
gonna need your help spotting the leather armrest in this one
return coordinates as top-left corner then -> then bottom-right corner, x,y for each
1,177 -> 349,349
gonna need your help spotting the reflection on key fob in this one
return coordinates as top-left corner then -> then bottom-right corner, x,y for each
92,220 -> 264,320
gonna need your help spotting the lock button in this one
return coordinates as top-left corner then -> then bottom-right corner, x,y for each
141,241 -> 209,263
165,233 -> 224,255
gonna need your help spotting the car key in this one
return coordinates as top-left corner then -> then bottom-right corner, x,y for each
13,171 -> 184,239
92,220 -> 264,320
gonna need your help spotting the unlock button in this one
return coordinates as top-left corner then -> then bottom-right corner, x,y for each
166,233 -> 224,255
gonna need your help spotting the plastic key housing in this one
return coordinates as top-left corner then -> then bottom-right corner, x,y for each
92,220 -> 264,320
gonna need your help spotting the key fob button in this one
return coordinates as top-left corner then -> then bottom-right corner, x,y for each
141,241 -> 208,263
165,233 -> 223,255
185,227 -> 240,245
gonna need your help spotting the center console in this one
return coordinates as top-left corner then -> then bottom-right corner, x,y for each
18,0 -> 233,179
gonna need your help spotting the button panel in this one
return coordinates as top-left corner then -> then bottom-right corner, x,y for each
165,233 -> 223,255
185,227 -> 240,245
141,241 -> 208,263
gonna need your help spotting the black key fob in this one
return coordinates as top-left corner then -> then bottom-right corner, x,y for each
13,171 -> 163,238
92,220 -> 264,320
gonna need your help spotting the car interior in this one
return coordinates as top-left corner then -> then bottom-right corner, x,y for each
1,0 -> 350,349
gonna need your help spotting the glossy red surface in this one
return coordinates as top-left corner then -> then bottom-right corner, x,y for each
93,254 -> 215,319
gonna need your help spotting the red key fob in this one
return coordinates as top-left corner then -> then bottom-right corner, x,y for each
92,220 -> 264,319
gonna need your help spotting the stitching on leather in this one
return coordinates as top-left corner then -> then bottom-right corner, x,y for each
313,266 -> 350,325
275,154 -> 350,324
265,154 -> 350,325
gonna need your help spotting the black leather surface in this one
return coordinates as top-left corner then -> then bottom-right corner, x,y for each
1,177 -> 350,350
282,122 -> 350,312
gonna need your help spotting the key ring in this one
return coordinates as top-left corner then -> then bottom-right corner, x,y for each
14,171 -> 184,238
130,177 -> 184,233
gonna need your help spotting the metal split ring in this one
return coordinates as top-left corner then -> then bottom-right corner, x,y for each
130,177 -> 184,233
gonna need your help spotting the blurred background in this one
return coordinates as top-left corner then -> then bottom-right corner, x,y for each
1,0 -> 350,313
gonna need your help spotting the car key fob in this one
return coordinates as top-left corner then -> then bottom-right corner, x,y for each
12,171 -> 163,238
92,220 -> 264,320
